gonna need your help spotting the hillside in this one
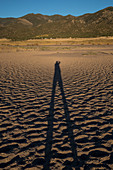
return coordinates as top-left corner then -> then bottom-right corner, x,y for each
0,6 -> 113,40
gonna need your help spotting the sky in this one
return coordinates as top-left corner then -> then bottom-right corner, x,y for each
0,0 -> 113,18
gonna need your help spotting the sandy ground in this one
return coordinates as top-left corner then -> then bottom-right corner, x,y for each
0,45 -> 113,169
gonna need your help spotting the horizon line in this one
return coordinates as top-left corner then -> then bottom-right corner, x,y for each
0,6 -> 113,19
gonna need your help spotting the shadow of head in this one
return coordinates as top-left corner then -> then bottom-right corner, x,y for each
55,61 -> 60,65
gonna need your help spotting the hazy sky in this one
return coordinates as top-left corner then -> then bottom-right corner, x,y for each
0,0 -> 113,18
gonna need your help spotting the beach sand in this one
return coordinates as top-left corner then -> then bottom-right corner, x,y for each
0,45 -> 113,169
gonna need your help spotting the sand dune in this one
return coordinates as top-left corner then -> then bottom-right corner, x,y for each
0,46 -> 113,169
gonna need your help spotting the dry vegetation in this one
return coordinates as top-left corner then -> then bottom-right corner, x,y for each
0,37 -> 113,52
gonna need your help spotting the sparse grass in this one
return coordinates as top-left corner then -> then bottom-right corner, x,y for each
39,46 -> 50,51
82,51 -> 98,56
0,37 -> 113,52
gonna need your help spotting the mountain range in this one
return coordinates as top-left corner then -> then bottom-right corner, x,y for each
0,6 -> 113,40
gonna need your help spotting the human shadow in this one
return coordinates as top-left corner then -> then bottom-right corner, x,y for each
43,61 -> 80,169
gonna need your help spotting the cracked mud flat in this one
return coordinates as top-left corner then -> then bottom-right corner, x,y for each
0,46 -> 113,169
